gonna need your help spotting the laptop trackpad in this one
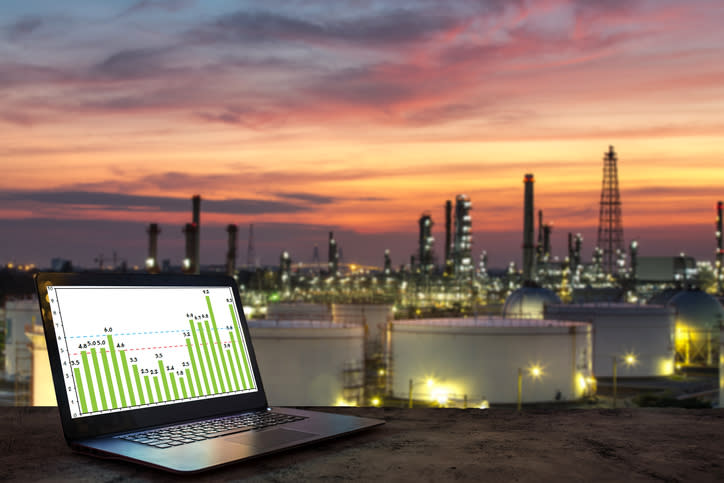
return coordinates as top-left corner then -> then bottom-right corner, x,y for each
228,428 -> 317,448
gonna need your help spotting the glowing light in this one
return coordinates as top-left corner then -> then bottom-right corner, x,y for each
529,365 -> 543,379
371,397 -> 381,407
378,369 -> 385,376
433,390 -> 448,406
426,378 -> 434,387
335,397 -> 357,407
624,354 -> 637,366
145,257 -> 154,267
479,400 -> 490,410
577,373 -> 587,392
658,360 -> 674,375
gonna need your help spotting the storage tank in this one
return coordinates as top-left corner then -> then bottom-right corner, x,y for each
332,304 -> 393,345
667,289 -> 723,366
390,318 -> 593,406
545,303 -> 675,377
3,298 -> 37,381
503,286 -> 561,319
266,303 -> 333,321
249,320 -> 364,406
720,324 -> 724,407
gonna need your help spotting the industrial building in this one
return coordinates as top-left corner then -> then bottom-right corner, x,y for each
388,317 -> 593,406
545,303 -> 676,377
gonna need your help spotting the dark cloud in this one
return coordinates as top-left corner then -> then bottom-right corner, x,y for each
118,0 -> 195,17
275,192 -> 336,204
0,190 -> 311,215
305,64 -> 413,107
6,16 -> 43,40
92,47 -> 180,80
190,8 -> 459,46
0,62 -> 72,88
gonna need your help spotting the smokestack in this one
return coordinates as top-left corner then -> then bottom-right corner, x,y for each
192,195 -> 201,274
567,232 -> 574,263
226,224 -> 238,277
630,240 -> 639,282
522,174 -> 536,283
543,223 -> 552,262
146,223 -> 161,273
717,201 -> 723,294
444,200 -> 452,272
182,223 -> 196,274
537,210 -> 544,264
328,231 -> 338,277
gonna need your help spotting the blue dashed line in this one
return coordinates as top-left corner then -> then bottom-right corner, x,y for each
68,329 -> 188,338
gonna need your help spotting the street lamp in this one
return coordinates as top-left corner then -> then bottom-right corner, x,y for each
517,364 -> 544,412
612,352 -> 637,408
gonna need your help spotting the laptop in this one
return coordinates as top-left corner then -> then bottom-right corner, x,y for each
34,272 -> 383,473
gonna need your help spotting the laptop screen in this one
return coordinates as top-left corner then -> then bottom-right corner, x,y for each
47,284 -> 259,419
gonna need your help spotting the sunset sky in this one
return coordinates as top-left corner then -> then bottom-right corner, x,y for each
1,0 -> 723,269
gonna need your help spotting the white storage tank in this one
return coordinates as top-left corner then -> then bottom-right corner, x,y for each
249,320 -> 364,406
503,286 -> 561,319
667,289 -> 723,366
3,298 -> 37,381
390,318 -> 593,406
266,303 -> 333,321
545,303 -> 675,377
720,324 -> 724,408
332,304 -> 393,345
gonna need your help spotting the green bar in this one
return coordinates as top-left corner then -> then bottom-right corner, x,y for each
204,320 -> 225,393
198,322 -> 218,394
81,351 -> 98,412
153,376 -> 162,403
191,321 -> 211,395
207,296 -> 232,392
120,351 -> 136,407
185,369 -> 195,397
229,332 -> 245,389
144,375 -> 154,403
229,304 -> 254,389
158,360 -> 171,401
90,348 -> 108,410
226,348 -> 240,391
169,372 -> 179,400
186,338 -> 203,396
133,365 -> 145,405
107,335 -> 127,407
180,377 -> 188,399
73,367 -> 88,414
100,346 -> 118,409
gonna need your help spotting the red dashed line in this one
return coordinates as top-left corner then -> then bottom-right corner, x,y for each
70,341 -> 231,357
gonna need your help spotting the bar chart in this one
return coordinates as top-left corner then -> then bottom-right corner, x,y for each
47,285 -> 257,419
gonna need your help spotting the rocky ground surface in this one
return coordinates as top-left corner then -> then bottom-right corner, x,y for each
2,406 -> 723,482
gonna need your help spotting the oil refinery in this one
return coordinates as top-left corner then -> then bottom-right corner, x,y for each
4,146 -> 724,409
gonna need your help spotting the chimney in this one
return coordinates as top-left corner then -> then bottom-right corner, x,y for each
192,195 -> 201,274
226,224 -> 238,277
182,223 -> 196,274
146,223 -> 161,273
522,174 -> 536,283
444,200 -> 452,271
717,201 -> 723,294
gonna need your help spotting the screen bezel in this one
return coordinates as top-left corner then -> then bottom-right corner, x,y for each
34,272 -> 269,442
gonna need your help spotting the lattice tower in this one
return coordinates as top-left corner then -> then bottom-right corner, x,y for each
597,146 -> 624,274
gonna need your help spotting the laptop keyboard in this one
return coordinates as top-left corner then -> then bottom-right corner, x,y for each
116,411 -> 307,449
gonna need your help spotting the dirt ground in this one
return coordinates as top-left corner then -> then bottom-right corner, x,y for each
2,406 -> 723,482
